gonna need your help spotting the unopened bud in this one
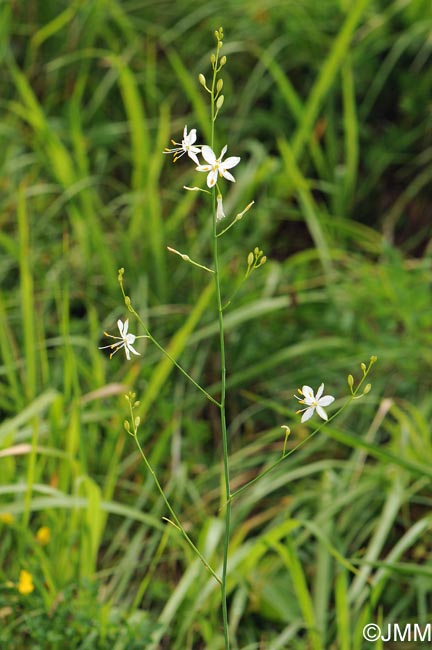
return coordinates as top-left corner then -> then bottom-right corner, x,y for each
370,355 -> 377,364
216,78 -> 223,93
124,420 -> 130,432
220,55 -> 227,67
347,374 -> 354,389
247,252 -> 254,266
363,383 -> 372,395
198,73 -> 206,87
210,53 -> 216,65
135,416 -> 141,428
216,95 -> 224,111
360,362 -> 366,373
260,256 -> 267,266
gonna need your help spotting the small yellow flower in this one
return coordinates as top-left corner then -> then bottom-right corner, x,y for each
36,526 -> 50,546
0,513 -> 14,525
17,570 -> 34,595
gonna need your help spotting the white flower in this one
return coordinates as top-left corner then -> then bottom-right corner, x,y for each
196,145 -> 240,188
294,383 -> 335,423
99,319 -> 140,361
164,125 -> 201,165
216,194 -> 225,221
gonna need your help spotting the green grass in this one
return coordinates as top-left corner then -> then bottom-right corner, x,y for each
1,0 -> 431,648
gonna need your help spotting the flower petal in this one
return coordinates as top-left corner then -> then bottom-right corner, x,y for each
315,383 -> 324,400
220,169 -> 236,183
201,145 -> 216,164
222,156 -> 240,170
318,395 -> 334,407
207,170 -> 218,188
316,405 -> 329,421
187,150 -> 200,166
126,343 -> 140,357
301,407 -> 315,423
186,128 -> 197,144
219,144 -> 228,160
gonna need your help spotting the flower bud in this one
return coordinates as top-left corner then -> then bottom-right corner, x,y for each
217,78 -> 223,93
370,355 -> 377,364
124,420 -> 130,432
216,195 -> 225,221
347,374 -> 354,389
135,416 -> 141,428
216,95 -> 224,111
198,73 -> 206,87
260,256 -> 267,266
220,55 -> 227,67
363,383 -> 371,395
247,252 -> 254,266
210,53 -> 216,65
360,362 -> 366,373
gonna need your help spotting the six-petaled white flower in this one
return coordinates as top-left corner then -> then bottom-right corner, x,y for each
294,383 -> 335,422
164,125 -> 201,165
196,145 -> 240,188
99,319 -> 140,361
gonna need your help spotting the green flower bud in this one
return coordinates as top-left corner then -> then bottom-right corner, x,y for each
247,252 -> 254,266
217,78 -> 223,93
198,73 -> 206,87
363,383 -> 372,395
347,374 -> 354,388
216,95 -> 224,111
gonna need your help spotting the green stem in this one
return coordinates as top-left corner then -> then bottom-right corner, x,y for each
118,275 -> 221,407
210,36 -> 231,650
215,215 -> 231,650
130,416 -> 221,584
229,359 -> 377,502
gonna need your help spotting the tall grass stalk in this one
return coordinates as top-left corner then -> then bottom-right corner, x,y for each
209,34 -> 232,650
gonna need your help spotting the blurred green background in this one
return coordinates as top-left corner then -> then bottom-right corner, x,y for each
0,0 -> 431,648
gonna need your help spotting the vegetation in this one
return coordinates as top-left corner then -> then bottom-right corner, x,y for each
0,0 -> 431,648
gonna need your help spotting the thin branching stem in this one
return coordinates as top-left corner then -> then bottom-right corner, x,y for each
127,401 -> 221,584
118,272 -> 221,407
210,31 -> 232,650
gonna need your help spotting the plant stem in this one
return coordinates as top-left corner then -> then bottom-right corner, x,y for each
131,423 -> 221,584
214,191 -> 231,650
118,275 -> 221,407
210,36 -> 232,650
